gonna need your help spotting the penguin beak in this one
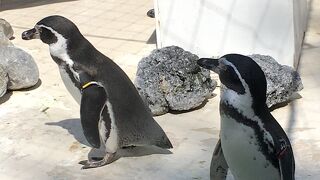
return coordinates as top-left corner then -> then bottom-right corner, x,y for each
22,28 -> 40,40
197,58 -> 222,74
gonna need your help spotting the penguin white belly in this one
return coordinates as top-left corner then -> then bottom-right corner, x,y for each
59,67 -> 81,104
220,114 -> 280,180
99,100 -> 118,153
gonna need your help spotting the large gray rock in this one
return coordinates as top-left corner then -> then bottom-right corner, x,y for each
135,46 -> 217,116
249,54 -> 303,108
0,65 -> 8,97
0,46 -> 39,90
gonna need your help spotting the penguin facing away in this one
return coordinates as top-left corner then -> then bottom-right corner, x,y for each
22,15 -> 172,169
197,54 -> 295,180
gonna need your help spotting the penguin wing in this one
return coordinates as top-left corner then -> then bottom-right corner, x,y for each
80,85 -> 107,148
276,138 -> 295,180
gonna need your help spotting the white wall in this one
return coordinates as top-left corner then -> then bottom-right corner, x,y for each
154,0 -> 308,68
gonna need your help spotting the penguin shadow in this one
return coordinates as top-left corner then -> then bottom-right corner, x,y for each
45,118 -> 90,146
45,118 -> 172,162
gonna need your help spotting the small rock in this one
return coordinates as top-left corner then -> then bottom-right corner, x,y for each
0,65 -> 8,97
0,18 -> 14,39
135,46 -> 217,115
0,46 -> 39,90
147,9 -> 155,18
0,19 -> 14,47
249,54 -> 303,107
0,32 -> 13,47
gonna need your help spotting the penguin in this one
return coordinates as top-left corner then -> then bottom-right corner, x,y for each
197,54 -> 295,180
21,15 -> 173,169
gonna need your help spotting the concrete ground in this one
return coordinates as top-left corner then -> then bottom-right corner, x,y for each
0,0 -> 319,179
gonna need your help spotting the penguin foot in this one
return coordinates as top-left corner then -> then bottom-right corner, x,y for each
79,153 -> 116,169
91,157 -> 104,161
122,145 -> 136,149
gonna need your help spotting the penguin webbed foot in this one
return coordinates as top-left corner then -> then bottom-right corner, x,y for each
121,145 -> 136,149
91,156 -> 104,161
79,153 -> 116,169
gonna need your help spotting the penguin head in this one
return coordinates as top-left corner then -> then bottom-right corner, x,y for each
22,15 -> 82,45
197,54 -> 267,107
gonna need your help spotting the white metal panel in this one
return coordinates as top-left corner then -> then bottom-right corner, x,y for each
155,0 -> 308,67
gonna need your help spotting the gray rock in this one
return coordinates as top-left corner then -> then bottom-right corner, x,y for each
0,65 -> 8,97
135,46 -> 217,116
0,46 -> 39,90
249,54 -> 303,108
0,19 -> 14,39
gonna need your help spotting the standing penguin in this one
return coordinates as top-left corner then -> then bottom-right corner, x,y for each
22,15 -> 172,169
197,54 -> 295,180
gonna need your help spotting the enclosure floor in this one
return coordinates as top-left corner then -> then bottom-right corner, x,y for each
1,0 -> 320,179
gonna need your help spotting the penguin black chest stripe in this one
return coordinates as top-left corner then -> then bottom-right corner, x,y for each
220,102 -> 279,169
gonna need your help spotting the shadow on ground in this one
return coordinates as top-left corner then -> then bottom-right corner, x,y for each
0,0 -> 77,11
0,91 -> 12,105
46,118 -> 172,164
45,118 -> 89,146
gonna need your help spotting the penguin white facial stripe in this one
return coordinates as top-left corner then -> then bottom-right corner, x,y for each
38,25 -> 75,66
105,100 -> 118,153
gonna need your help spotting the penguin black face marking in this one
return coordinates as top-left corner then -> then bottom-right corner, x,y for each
37,25 -> 58,44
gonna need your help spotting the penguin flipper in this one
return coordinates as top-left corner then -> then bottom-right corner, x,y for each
80,85 -> 107,149
210,138 -> 228,180
276,138 -> 295,180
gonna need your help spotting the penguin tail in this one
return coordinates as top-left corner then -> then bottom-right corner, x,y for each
156,135 -> 173,149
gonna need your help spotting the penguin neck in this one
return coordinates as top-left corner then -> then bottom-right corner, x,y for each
48,34 -> 75,68
221,87 -> 265,117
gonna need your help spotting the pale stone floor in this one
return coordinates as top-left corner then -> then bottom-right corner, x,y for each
0,0 -> 320,179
